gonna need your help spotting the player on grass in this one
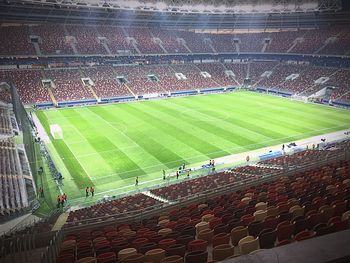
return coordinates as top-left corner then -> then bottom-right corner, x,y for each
135,176 -> 139,186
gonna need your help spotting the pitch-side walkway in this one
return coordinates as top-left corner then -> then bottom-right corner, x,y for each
211,128 -> 350,169
51,212 -> 69,231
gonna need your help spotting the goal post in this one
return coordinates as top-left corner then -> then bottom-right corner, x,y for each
291,94 -> 308,103
50,124 -> 63,139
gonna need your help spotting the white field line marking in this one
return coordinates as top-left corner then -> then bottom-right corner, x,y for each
51,123 -> 87,142
67,128 -> 350,204
166,103 -> 274,141
87,125 -> 350,181
58,122 -> 94,181
85,108 -> 145,149
72,145 -> 140,159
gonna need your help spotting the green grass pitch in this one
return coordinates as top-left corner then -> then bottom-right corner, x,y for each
36,91 -> 350,204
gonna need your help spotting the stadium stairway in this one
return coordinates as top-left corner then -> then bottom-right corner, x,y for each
51,212 -> 69,231
249,163 -> 284,170
123,84 -> 136,97
47,88 -> 57,106
86,85 -> 99,101
40,69 -> 57,106
142,191 -> 171,204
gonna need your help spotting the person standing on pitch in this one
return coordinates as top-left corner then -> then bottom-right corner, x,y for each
85,186 -> 89,197
176,171 -> 179,180
162,169 -> 166,180
90,186 -> 94,197
135,176 -> 139,186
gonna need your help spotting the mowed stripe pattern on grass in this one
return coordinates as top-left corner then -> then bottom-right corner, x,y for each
37,91 -> 350,196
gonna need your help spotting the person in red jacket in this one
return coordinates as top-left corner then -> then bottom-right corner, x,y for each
85,186 -> 89,197
90,186 -> 94,197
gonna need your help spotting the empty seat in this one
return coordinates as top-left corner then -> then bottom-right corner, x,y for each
212,233 -> 230,247
161,255 -> 184,263
197,229 -> 213,244
118,248 -> 137,261
212,244 -> 235,261
187,239 -> 208,252
144,248 -> 166,263
123,252 -> 145,263
238,236 -> 259,255
258,228 -> 277,249
295,230 -> 315,241
165,244 -> 186,257
96,252 -> 116,263
231,226 -> 248,246
184,250 -> 208,263
276,221 -> 295,241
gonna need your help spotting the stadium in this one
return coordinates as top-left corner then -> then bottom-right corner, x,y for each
0,0 -> 350,262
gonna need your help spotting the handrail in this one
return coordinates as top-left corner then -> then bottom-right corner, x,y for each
63,147 -> 350,230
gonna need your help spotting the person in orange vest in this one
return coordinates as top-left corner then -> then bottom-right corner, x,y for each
63,193 -> 67,203
90,186 -> 94,197
60,195 -> 64,207
85,186 -> 89,197
56,195 -> 60,208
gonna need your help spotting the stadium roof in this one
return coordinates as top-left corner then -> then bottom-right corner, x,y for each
14,0 -> 342,14
0,0 -> 348,28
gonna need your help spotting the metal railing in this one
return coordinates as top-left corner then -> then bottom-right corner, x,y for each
0,233 -> 37,263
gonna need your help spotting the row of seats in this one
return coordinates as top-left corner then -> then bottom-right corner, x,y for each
1,25 -> 350,56
0,139 -> 27,217
65,144 -> 349,226
260,142 -> 350,166
0,107 -> 12,136
57,156 -> 350,262
66,194 -> 162,226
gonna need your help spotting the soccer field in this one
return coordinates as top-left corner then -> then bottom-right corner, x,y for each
36,91 -> 350,203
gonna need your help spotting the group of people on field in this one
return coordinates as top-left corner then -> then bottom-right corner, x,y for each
57,193 -> 67,208
86,186 -> 95,197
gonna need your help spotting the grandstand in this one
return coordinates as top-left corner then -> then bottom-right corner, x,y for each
0,0 -> 350,263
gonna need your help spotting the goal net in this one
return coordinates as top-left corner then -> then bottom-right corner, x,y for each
291,94 -> 308,103
50,124 -> 63,139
